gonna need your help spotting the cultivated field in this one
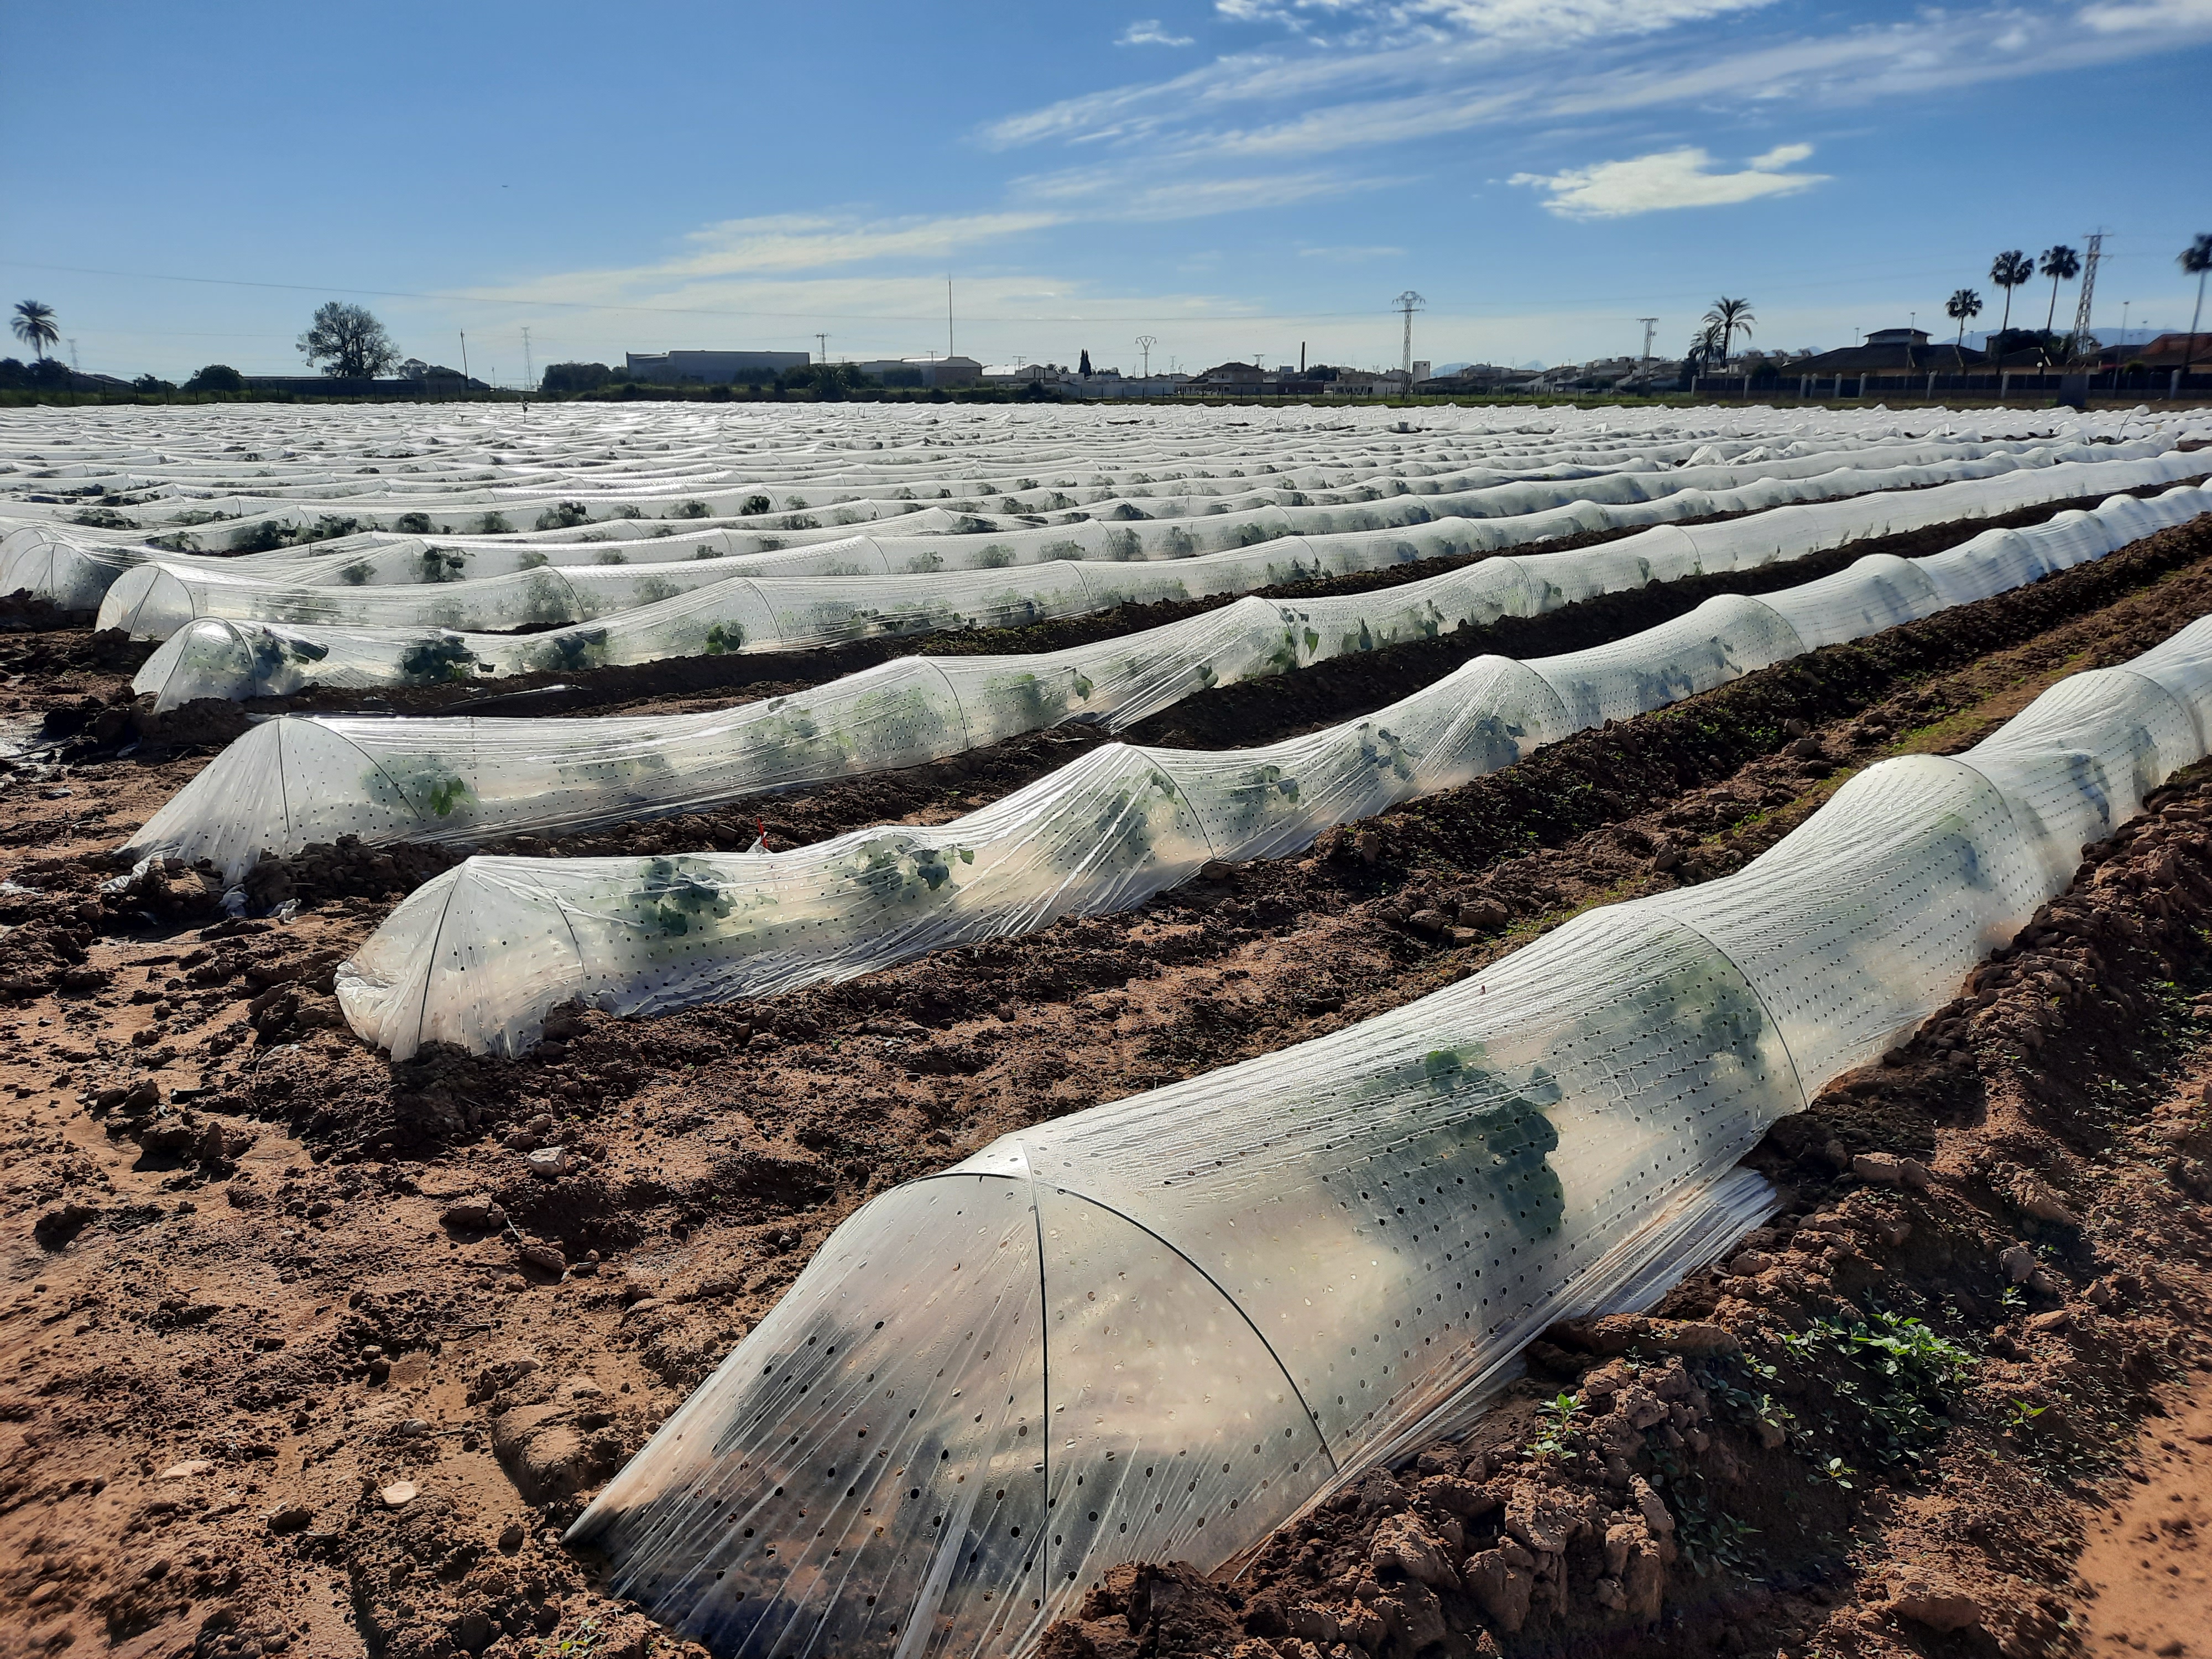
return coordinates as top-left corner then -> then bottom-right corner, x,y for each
4,401 -> 2212,1659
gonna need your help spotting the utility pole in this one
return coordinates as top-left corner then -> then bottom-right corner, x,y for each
460,332 -> 470,390
1135,335 -> 1156,377
1393,291 -> 1425,376
947,276 -> 954,361
2073,229 -> 2106,355
67,338 -> 80,373
1637,317 -> 1657,383
521,327 -> 532,392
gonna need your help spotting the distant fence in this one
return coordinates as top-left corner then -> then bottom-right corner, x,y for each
1691,367 -> 2212,404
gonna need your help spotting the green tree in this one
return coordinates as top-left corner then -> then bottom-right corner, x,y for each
2181,232 -> 2212,368
1702,297 -> 1754,362
1987,250 -> 2033,350
1685,320 -> 1726,374
2038,245 -> 2080,353
1945,288 -> 1983,363
298,301 -> 399,378
11,300 -> 59,359
184,364 -> 245,393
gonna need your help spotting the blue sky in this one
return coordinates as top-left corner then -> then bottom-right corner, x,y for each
6,0 -> 2210,380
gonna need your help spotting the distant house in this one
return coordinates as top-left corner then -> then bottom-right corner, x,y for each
1327,370 -> 1411,397
2114,332 -> 2210,369
1190,361 -> 1269,390
1792,328 -> 1983,378
1415,364 -> 1529,394
623,349 -> 810,384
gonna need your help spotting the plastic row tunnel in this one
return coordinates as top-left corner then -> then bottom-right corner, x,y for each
333,483 -> 2212,1061
13,406 -> 2189,612
86,432 -> 2129,639
564,606 -> 2212,1659
124,450 -> 2204,877
121,444 -> 2198,711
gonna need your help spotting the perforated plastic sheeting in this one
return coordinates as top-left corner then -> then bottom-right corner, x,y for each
564,613 -> 2212,1659
83,440 -> 2177,642
97,555 -> 754,639
123,450 -> 2205,708
334,484 -> 2212,1062
0,521 -> 150,612
74,433 -> 2135,637
129,465 -> 2207,878
9,414 -> 2164,611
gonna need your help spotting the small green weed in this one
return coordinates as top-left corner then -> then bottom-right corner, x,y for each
1527,1391 -> 1582,1460
1780,1308 -> 1976,1476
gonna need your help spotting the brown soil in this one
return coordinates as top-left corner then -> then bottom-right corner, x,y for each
4,508 -> 2212,1659
2073,1376 -> 2212,1656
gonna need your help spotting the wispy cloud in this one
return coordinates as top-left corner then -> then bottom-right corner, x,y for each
1214,0 -> 1780,49
1511,142 -> 1825,218
1118,18 -> 1196,46
988,0 -> 2212,167
1011,163 -> 1383,219
474,211 -> 1068,311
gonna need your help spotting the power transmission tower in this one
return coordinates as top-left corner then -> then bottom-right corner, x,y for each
815,333 -> 829,364
1637,317 -> 1657,381
2073,229 -> 2106,352
1393,291 -> 1426,375
1135,335 -> 1156,377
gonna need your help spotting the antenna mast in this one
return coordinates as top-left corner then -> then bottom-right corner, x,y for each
1392,290 -> 1426,375
2073,229 -> 2105,353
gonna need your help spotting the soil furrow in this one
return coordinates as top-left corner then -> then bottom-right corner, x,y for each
5,508 -> 2212,1659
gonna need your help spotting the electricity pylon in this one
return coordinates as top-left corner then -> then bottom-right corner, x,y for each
1393,291 -> 1425,375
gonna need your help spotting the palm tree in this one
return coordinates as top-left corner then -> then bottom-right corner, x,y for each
1945,288 -> 1983,366
1703,297 -> 1755,363
2182,232 -> 2212,371
2038,245 -> 2080,359
11,300 -> 59,360
1988,250 -> 2033,354
1685,321 -> 1726,375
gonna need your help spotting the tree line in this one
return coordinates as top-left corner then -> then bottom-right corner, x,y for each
1942,234 -> 2211,367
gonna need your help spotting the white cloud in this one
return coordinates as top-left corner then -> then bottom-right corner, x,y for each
1119,18 -> 1196,45
2081,0 -> 2212,31
473,211 -> 1068,314
1012,162 -> 1381,219
988,0 -> 2212,166
1510,144 -> 1826,218
1747,142 -> 1813,170
665,212 -> 1065,276
1215,0 -> 1778,47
